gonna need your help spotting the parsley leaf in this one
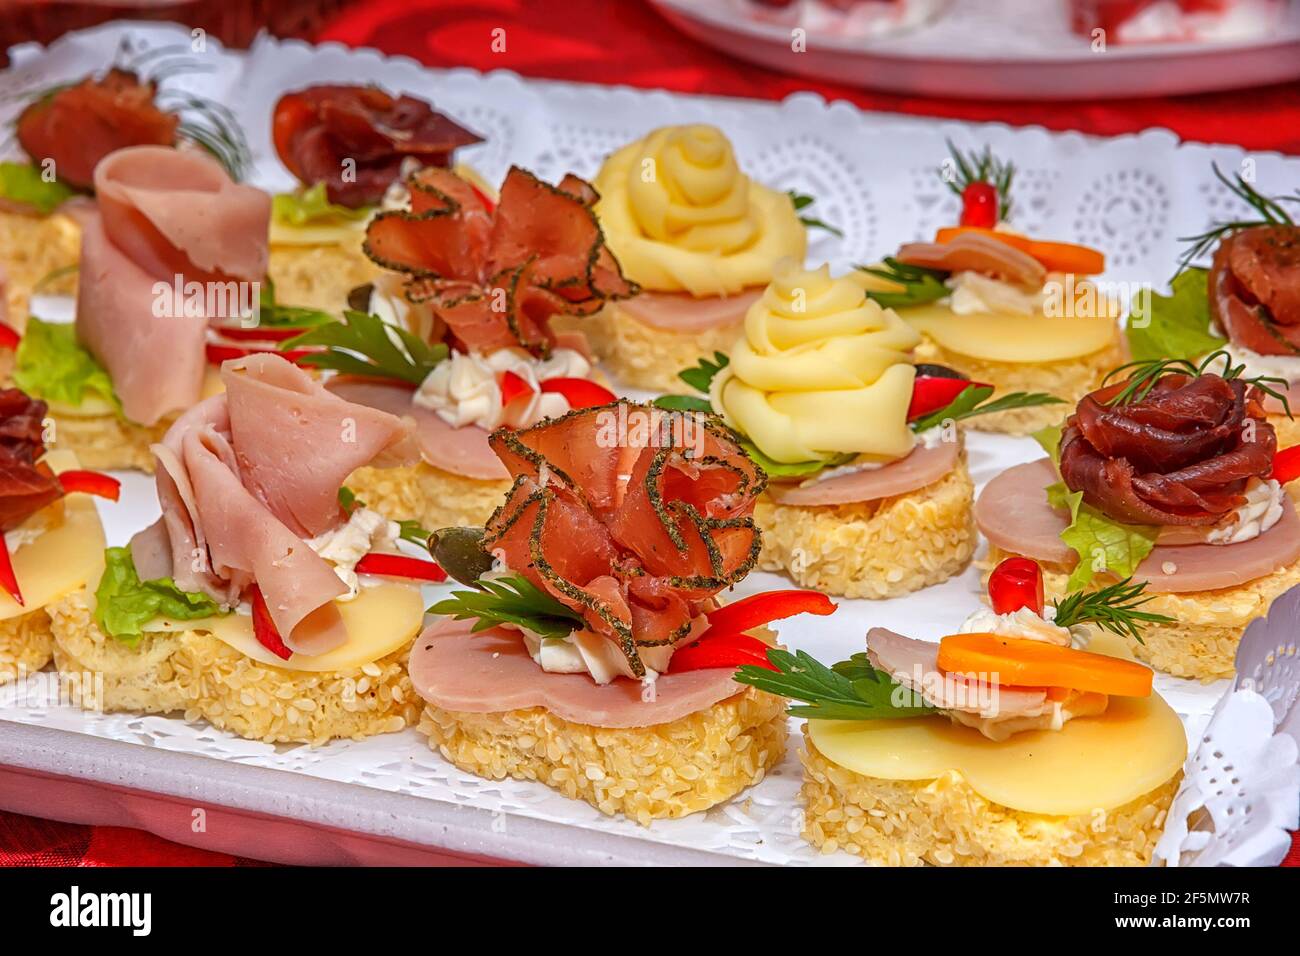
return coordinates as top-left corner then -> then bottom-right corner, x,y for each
856,258 -> 950,310
653,394 -> 713,412
284,310 -> 448,385
908,384 -> 1062,433
677,351 -> 730,393
255,278 -> 336,329
787,190 -> 844,237
734,648 -> 936,721
428,574 -> 586,639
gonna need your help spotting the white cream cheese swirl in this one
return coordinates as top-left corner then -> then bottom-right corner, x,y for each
711,264 -> 921,464
413,347 -> 591,431
593,124 -> 806,296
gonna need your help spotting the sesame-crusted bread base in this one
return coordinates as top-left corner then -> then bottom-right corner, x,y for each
0,209 -> 81,329
755,456 -> 976,599
47,410 -> 171,473
985,544 -> 1300,682
0,608 -> 54,686
800,733 -> 1178,866
268,241 -> 382,313
560,303 -> 742,392
48,588 -> 421,745
345,461 -> 512,530
913,332 -> 1127,436
418,686 -> 787,825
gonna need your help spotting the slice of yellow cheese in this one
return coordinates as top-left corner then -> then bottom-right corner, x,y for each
146,582 -> 425,673
899,303 -> 1119,364
269,219 -> 367,248
807,633 -> 1187,816
1,450 -> 107,621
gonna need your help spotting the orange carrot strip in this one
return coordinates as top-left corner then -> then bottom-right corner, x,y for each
936,631 -> 1152,698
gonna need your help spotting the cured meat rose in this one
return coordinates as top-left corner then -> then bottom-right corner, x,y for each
482,402 -> 764,678
365,166 -> 637,353
0,388 -> 62,532
15,69 -> 178,192
133,354 -> 410,656
1059,372 -> 1275,526
1209,225 -> 1300,356
75,146 -> 271,425
272,85 -> 482,208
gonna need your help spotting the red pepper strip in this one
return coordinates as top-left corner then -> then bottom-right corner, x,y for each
668,631 -> 778,674
205,343 -> 318,366
703,589 -> 836,639
354,552 -> 447,583
0,535 -> 24,607
250,585 -> 292,661
908,376 -> 990,421
1272,445 -> 1300,484
210,325 -> 307,342
987,556 -> 1045,616
539,377 -> 617,409
57,470 -> 121,502
0,321 -> 20,351
498,369 -> 533,406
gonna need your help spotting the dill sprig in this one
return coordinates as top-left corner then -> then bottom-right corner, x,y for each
1051,578 -> 1173,645
856,257 -> 951,309
1176,163 -> 1300,276
942,139 -> 1015,221
1102,350 -> 1292,417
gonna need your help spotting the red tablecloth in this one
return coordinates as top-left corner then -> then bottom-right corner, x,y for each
3,0 -> 1300,867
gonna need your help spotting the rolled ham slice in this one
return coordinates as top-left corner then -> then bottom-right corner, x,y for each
618,288 -> 762,332
975,458 -> 1300,593
137,354 -> 411,656
766,437 -> 960,506
896,232 -> 1046,288
326,377 -> 509,480
867,627 -> 1048,717
75,146 -> 271,426
408,617 -> 746,728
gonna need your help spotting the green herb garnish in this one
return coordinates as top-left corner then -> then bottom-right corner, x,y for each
1176,163 -> 1298,277
734,648 -> 936,721
273,182 -> 373,227
787,189 -> 844,237
1103,350 -> 1291,418
0,161 -> 73,214
909,384 -> 1062,434
943,139 -> 1015,221
1051,577 -> 1172,644
284,309 -> 448,385
428,574 -> 586,639
678,350 -> 729,393
856,258 -> 951,310
253,277 -> 337,329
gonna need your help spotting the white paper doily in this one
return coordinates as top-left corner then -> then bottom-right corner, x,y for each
0,21 -> 1297,866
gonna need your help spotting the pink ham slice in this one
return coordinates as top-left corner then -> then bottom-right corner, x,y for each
975,458 -> 1300,593
135,354 -> 410,656
326,377 -> 509,480
766,437 -> 961,506
895,233 -> 1046,288
408,617 -> 746,728
867,627 -> 1048,717
75,146 -> 270,426
618,288 -> 762,333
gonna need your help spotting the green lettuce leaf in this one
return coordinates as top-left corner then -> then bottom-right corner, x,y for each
272,183 -> 372,227
1125,268 -> 1225,363
0,162 -> 74,215
1032,424 -> 1063,465
739,440 -> 854,479
1046,481 -> 1160,590
13,316 -> 118,411
94,546 -> 227,644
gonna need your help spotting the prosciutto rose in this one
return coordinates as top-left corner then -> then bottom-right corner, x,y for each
1059,370 -> 1275,527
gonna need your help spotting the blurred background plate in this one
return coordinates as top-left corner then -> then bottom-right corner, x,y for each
649,0 -> 1300,100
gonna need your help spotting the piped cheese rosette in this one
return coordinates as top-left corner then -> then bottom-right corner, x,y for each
712,264 -> 920,464
594,125 -> 806,300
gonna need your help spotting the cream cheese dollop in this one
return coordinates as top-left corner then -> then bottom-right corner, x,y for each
711,263 -> 921,464
413,347 -> 591,431
307,507 -> 401,601
593,124 -> 806,297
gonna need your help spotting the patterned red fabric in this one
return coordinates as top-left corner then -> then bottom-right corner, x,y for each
4,0 -> 1300,867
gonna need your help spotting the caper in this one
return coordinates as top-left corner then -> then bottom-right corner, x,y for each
346,282 -> 375,312
430,526 -> 495,586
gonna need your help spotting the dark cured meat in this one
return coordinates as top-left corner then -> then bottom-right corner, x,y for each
365,166 -> 637,354
1209,225 -> 1300,356
482,402 -> 764,678
1059,373 -> 1275,526
272,85 -> 483,208
15,68 -> 178,193
0,389 -> 62,532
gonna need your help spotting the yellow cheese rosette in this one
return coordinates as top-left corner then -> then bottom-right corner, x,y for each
593,125 -> 806,296
712,264 -> 921,464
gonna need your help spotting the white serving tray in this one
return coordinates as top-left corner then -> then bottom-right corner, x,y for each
0,21 -> 1297,866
